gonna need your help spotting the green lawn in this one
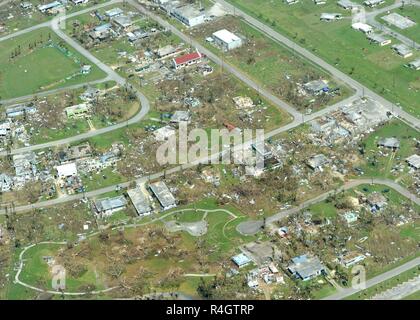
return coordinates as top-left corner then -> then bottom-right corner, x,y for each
17,243 -> 105,294
0,28 -> 106,99
309,201 -> 337,220
227,0 -> 420,117
359,120 -> 419,179
379,5 -> 420,43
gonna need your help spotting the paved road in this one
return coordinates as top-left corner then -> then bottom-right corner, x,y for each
266,178 -> 420,225
214,0 -> 420,130
366,0 -> 420,50
371,274 -> 420,300
324,257 -> 420,300
236,178 -> 420,234
0,0 -> 122,42
0,0 -> 151,156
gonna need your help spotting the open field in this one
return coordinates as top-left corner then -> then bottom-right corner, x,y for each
6,199 -> 263,299
0,27 -> 106,100
227,0 -> 420,117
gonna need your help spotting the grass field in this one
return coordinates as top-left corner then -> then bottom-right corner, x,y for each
358,120 -> 418,180
379,5 -> 420,44
227,0 -> 420,117
0,28 -> 106,99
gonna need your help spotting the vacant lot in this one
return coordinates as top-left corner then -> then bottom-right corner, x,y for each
358,120 -> 418,180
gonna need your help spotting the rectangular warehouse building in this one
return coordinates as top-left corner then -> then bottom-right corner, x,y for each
212,29 -> 243,51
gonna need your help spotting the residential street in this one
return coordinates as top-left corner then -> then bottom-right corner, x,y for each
324,257 -> 420,300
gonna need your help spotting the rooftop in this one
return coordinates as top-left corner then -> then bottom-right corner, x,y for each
149,181 -> 176,209
95,196 -> 127,213
212,29 -> 241,44
127,187 -> 152,215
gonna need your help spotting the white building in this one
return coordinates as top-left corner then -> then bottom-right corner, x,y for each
72,0 -> 89,4
352,22 -> 373,34
56,162 -> 78,178
212,29 -> 243,51
171,5 -> 205,27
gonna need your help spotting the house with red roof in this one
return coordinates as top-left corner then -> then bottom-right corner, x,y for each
172,50 -> 203,69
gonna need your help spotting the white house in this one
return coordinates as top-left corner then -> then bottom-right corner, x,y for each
171,5 -> 205,27
212,29 -> 243,51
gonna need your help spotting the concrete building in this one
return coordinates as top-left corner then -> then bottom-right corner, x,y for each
72,0 -> 89,4
408,58 -> 420,70
340,252 -> 366,268
232,253 -> 252,268
320,13 -> 343,22
112,15 -> 133,31
288,254 -> 326,281
406,154 -> 420,170
377,137 -> 400,149
392,44 -> 413,58
149,181 -> 176,210
337,0 -> 359,10
127,186 -> 152,216
170,110 -> 191,123
56,162 -> 78,178
65,103 -> 90,119
172,50 -> 203,69
363,0 -> 384,7
352,22 -> 373,34
153,125 -> 176,141
105,7 -> 124,18
171,5 -> 205,27
303,79 -> 329,94
38,1 -> 63,13
157,45 -> 177,58
94,196 -> 127,217
212,29 -> 243,51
